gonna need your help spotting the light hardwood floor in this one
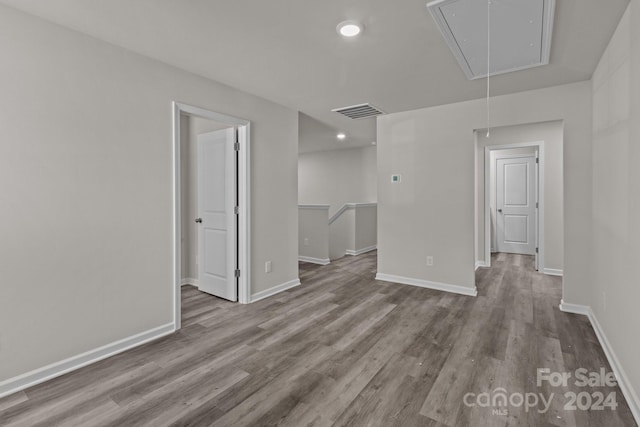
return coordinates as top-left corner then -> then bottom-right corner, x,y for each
0,251 -> 636,426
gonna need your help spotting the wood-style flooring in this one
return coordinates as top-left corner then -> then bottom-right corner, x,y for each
0,251 -> 636,426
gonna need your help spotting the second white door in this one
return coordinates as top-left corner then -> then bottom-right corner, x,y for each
197,128 -> 237,301
496,156 -> 537,255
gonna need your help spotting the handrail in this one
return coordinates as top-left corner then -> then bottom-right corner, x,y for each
328,202 -> 377,225
298,204 -> 330,210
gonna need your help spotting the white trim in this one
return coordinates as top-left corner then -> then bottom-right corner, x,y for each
375,273 -> 478,297
0,323 -> 175,399
298,256 -> 330,265
347,202 -> 377,208
588,310 -> 640,424
172,103 -> 181,329
543,268 -> 563,277
346,245 -> 377,256
237,124 -> 251,305
483,141 -> 545,272
558,299 -> 590,316
180,278 -> 199,286
250,279 -> 301,303
559,302 -> 640,424
298,204 -> 330,210
475,260 -> 489,270
328,202 -> 377,225
172,102 -> 252,324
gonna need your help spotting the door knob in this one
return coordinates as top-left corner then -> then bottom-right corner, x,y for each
498,209 -> 503,213
195,218 -> 202,223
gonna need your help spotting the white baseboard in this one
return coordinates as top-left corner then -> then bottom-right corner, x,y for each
180,277 -> 199,286
543,268 -> 564,277
346,245 -> 377,256
298,256 -> 330,265
475,261 -> 489,270
559,301 -> 640,424
558,299 -> 590,315
0,322 -> 175,399
250,278 -> 301,303
375,273 -> 478,297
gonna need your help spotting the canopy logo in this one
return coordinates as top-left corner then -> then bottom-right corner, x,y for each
463,388 -> 553,415
462,368 -> 619,416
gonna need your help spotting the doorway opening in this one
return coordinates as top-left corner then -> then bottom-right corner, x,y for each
475,120 -> 564,277
297,113 -> 379,276
172,102 -> 251,330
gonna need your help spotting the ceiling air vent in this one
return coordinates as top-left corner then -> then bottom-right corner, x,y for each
332,103 -> 385,120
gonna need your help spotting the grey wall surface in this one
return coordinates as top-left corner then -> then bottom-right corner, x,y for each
591,2 -> 640,410
0,5 -> 298,382
298,147 -> 377,217
377,82 -> 591,295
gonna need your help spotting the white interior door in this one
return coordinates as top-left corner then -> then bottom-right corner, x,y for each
197,128 -> 237,301
496,156 -> 536,255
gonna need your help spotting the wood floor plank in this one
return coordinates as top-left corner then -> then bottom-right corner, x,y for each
0,392 -> 28,413
0,251 -> 636,426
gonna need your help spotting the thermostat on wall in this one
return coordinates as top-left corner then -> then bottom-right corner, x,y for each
391,174 -> 402,183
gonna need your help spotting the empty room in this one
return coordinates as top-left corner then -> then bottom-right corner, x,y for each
0,0 -> 639,426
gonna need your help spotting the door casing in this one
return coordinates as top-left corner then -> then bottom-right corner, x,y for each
172,102 -> 251,331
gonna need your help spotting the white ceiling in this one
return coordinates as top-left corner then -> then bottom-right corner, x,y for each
1,0 -> 628,152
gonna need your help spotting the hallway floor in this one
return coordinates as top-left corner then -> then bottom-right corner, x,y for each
0,252 -> 635,426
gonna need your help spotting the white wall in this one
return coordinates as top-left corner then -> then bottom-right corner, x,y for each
591,2 -> 640,413
377,81 -> 591,295
0,5 -> 298,383
298,146 -> 377,217
298,206 -> 330,263
354,205 -> 377,252
180,116 -> 231,282
475,121 -> 564,272
329,209 -> 356,260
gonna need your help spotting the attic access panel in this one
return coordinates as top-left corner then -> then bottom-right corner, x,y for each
427,0 -> 555,80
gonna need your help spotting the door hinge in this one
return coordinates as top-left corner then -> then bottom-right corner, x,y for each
234,269 -> 241,278
536,157 -> 539,164
536,247 -> 539,253
234,142 -> 240,151
234,206 -> 239,215
536,202 -> 539,209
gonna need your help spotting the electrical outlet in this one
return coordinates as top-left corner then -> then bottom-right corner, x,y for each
304,238 -> 309,246
426,256 -> 434,266
265,261 -> 272,273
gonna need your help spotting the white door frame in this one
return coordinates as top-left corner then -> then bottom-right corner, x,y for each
172,102 -> 251,330
484,141 -> 544,270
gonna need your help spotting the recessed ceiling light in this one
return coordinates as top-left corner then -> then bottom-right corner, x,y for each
337,132 -> 346,140
337,21 -> 362,37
